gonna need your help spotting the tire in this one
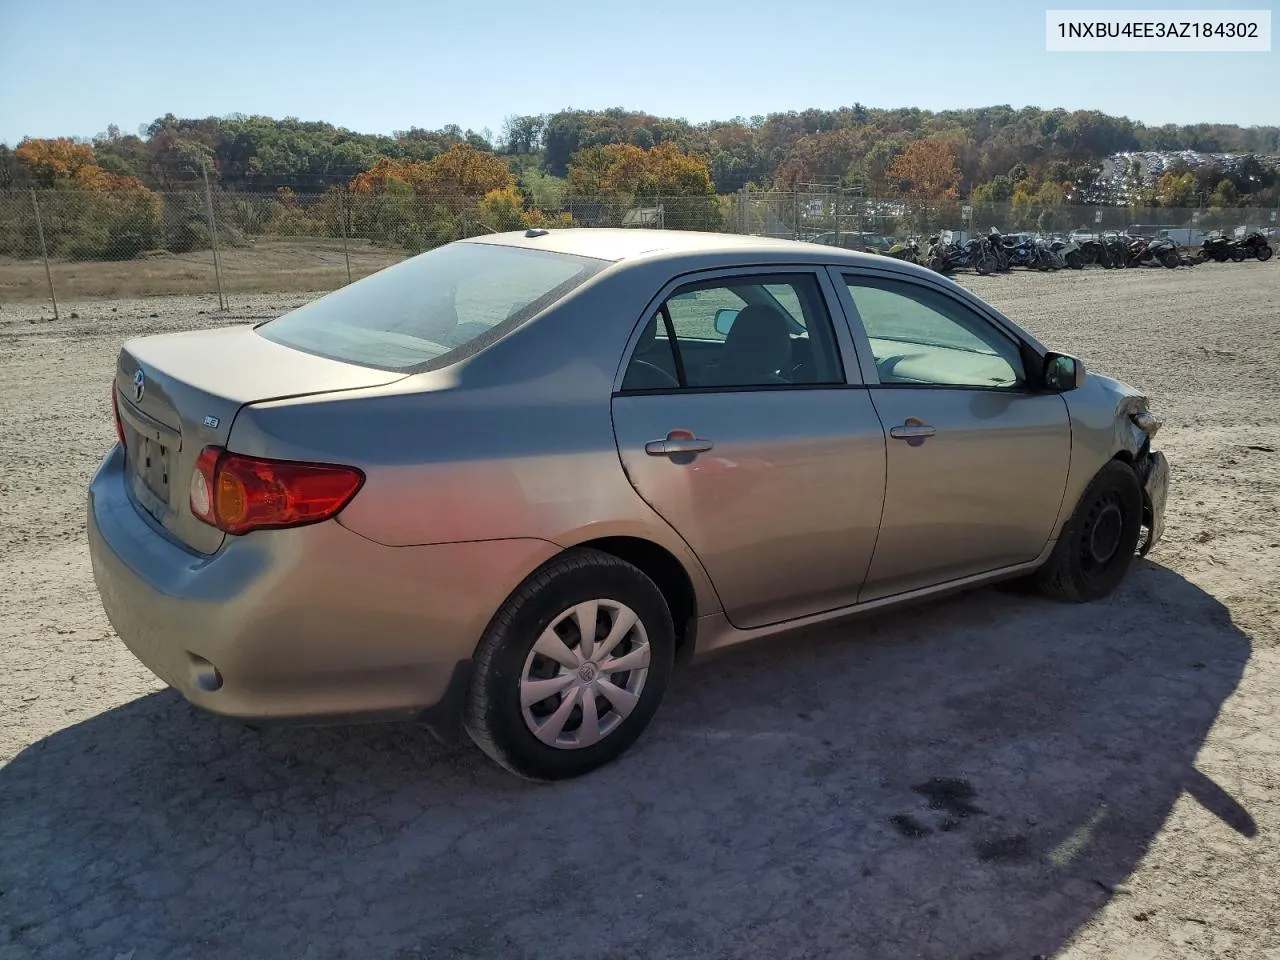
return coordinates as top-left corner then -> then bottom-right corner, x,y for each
1160,250 -> 1179,269
1257,245 -> 1274,262
1032,460 -> 1143,603
975,252 -> 993,275
464,548 -> 675,780
1230,247 -> 1246,262
1066,251 -> 1084,270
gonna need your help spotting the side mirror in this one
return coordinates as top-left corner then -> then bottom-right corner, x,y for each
713,308 -> 739,337
1044,352 -> 1086,391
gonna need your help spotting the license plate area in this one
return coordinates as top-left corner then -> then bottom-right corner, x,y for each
117,394 -> 182,524
136,435 -> 172,501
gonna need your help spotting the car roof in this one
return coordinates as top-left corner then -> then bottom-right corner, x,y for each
460,227 -> 885,266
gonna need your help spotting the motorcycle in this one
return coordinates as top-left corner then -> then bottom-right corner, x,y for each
1077,237 -> 1118,268
1126,236 -> 1180,268
1235,231 -> 1274,262
926,235 -> 996,275
1197,233 -> 1234,263
1049,238 -> 1085,270
884,237 -> 922,263
987,229 -> 1051,270
979,229 -> 1011,272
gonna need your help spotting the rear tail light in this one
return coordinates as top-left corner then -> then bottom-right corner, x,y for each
112,387 -> 127,449
190,446 -> 364,535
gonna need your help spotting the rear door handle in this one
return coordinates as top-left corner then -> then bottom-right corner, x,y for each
645,437 -> 714,457
889,422 -> 936,440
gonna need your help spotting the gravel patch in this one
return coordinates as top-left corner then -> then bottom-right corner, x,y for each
1,264 -> 1278,960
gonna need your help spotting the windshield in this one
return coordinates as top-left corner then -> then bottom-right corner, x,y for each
258,241 -> 606,372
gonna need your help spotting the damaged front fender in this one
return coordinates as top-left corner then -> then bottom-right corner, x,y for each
1136,448 -> 1169,556
1116,394 -> 1163,457
1115,394 -> 1168,555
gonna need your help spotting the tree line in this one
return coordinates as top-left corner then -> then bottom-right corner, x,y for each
1,105 -> 1276,261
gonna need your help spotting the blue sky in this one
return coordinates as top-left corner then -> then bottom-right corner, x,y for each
1,0 -> 1276,145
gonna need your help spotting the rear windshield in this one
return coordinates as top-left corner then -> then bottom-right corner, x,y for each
257,241 -> 606,372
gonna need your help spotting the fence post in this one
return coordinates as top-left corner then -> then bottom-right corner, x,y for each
29,189 -> 59,321
201,163 -> 226,311
339,187 -> 353,285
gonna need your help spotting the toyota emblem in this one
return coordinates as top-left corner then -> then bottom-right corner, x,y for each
133,369 -> 145,403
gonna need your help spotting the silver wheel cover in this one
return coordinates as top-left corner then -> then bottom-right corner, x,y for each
519,599 -> 651,750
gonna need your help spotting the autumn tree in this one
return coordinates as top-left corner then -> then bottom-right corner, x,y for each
1157,172 -> 1197,207
887,139 -> 961,202
15,138 -> 99,186
565,142 -> 718,229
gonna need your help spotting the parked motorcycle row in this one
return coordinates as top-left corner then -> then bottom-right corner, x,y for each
879,228 -> 1273,275
1195,231 -> 1275,263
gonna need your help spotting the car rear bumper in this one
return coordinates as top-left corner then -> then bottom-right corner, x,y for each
87,446 -> 559,736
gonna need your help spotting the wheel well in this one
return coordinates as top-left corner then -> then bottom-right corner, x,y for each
577,536 -> 697,661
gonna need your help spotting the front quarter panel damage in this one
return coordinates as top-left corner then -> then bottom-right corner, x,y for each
1062,374 -> 1170,555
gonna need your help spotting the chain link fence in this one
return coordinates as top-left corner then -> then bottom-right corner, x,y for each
2,185 -> 1276,310
725,189 -> 1280,248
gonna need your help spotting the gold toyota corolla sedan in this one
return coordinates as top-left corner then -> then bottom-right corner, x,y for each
88,229 -> 1169,780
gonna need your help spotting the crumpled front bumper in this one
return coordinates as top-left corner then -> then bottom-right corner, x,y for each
1137,448 -> 1169,556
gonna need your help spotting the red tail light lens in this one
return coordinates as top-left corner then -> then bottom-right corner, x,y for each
190,446 -> 364,535
112,387 -> 127,449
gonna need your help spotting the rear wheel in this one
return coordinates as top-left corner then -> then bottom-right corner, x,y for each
1032,461 -> 1143,603
464,549 -> 676,780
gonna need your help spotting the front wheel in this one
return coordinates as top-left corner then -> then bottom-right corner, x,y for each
1161,250 -> 1179,269
1257,245 -> 1274,262
1032,461 -> 1143,603
1066,251 -> 1084,270
464,549 -> 676,780
1230,247 -> 1247,262
975,252 -> 993,275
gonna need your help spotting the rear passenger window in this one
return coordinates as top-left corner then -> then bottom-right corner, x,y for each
620,274 -> 844,391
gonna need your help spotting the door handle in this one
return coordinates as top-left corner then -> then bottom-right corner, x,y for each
645,437 -> 714,457
889,422 -> 937,440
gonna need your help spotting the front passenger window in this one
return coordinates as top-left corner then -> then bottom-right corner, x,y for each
843,277 -> 1025,389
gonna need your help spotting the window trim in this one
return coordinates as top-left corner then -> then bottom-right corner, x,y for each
828,266 -> 1047,393
612,264 -> 866,396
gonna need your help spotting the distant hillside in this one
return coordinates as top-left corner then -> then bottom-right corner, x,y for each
2,105 -> 1277,208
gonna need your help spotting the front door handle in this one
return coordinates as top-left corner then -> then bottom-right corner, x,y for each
889,420 -> 937,442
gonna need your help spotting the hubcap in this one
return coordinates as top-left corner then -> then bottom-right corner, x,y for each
1084,498 -> 1124,570
519,600 -> 651,750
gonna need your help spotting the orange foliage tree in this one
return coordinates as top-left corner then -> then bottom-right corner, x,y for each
13,137 -> 163,259
566,142 -> 718,229
888,139 -> 961,202
15,138 -> 99,186
348,145 -> 533,248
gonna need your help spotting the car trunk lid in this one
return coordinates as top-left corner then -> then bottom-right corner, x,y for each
114,325 -> 405,554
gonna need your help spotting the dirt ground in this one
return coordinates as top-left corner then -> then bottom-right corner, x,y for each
0,238 -> 405,302
1,263 -> 1277,960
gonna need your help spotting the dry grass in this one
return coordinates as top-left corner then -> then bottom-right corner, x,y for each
0,238 -> 408,302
